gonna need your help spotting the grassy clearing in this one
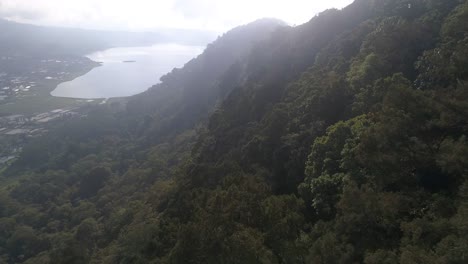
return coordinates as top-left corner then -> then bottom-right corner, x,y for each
0,96 -> 86,115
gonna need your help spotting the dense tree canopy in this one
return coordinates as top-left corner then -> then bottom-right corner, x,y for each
0,0 -> 467,263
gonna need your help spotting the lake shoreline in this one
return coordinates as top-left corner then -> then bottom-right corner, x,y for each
0,56 -> 102,115
51,44 -> 204,99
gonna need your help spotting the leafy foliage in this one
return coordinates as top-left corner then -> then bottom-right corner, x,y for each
1,0 -> 468,263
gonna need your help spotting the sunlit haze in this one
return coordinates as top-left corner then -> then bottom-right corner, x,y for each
0,0 -> 354,32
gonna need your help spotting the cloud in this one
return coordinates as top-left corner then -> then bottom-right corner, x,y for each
173,0 -> 219,18
0,0 -> 354,32
171,0 -> 355,31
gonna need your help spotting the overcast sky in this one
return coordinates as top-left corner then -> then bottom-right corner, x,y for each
0,0 -> 354,32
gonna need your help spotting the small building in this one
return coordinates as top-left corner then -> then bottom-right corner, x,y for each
5,114 -> 24,121
37,116 -> 59,123
5,129 -> 30,135
0,156 -> 16,164
4,115 -> 27,124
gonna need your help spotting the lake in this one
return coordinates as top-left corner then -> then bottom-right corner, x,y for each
51,44 -> 204,99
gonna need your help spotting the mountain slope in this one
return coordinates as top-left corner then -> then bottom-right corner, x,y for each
1,0 -> 468,263
125,18 -> 287,143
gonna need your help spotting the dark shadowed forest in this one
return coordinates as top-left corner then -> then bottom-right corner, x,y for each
0,0 -> 467,263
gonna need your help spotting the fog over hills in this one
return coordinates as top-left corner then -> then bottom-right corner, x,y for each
0,0 -> 468,263
0,19 -> 217,57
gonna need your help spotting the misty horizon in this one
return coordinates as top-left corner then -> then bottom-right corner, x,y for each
0,0 -> 353,32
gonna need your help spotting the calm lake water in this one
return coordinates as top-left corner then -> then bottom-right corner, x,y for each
51,44 -> 204,98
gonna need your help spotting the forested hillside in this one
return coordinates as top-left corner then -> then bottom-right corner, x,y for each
1,0 -> 467,263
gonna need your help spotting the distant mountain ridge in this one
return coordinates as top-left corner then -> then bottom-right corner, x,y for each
0,19 -> 217,57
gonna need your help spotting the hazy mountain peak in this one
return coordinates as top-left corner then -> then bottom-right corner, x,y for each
246,17 -> 288,26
